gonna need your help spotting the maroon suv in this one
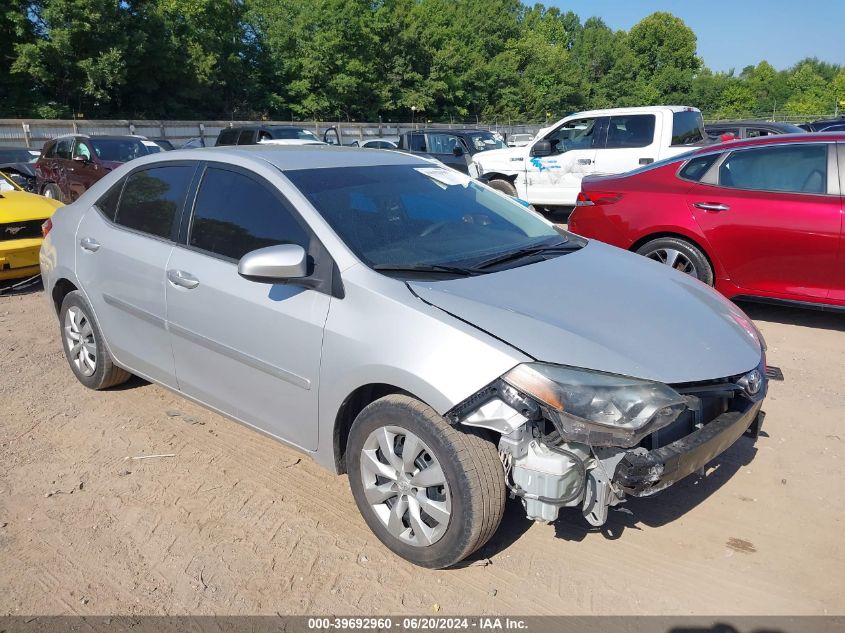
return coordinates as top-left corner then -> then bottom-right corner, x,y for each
35,134 -> 153,203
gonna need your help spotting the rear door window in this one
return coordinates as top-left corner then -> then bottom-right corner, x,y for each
719,144 -> 828,194
115,165 -> 194,239
672,111 -> 705,145
189,167 -> 310,261
605,114 -> 656,149
408,133 -> 427,152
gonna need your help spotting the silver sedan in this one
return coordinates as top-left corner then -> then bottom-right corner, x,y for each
40,145 -> 767,568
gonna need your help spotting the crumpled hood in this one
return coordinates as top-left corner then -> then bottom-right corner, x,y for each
409,241 -> 762,384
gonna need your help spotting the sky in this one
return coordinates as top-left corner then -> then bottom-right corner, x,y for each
548,0 -> 844,72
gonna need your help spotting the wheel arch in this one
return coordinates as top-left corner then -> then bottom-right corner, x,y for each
482,172 -> 517,185
629,230 -> 721,278
51,277 -> 79,315
332,383 -> 415,474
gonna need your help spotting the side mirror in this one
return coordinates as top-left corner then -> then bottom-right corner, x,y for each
452,145 -> 464,157
530,140 -> 553,157
238,243 -> 308,281
73,155 -> 90,164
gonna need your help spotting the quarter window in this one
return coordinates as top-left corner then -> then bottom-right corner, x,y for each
719,144 -> 828,194
96,180 -> 124,221
115,166 -> 194,239
678,154 -> 719,181
189,167 -> 309,261
605,115 -> 656,149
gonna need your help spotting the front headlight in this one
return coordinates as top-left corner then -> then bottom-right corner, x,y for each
502,363 -> 688,447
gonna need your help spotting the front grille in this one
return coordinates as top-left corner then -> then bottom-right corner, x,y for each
643,377 -> 753,451
0,219 -> 43,240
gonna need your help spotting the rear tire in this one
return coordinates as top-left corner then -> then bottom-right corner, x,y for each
347,394 -> 505,569
59,291 -> 131,390
487,178 -> 517,197
42,183 -> 63,202
635,237 -> 714,285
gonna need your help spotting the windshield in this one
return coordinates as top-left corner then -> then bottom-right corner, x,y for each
467,132 -> 505,152
0,148 -> 39,164
273,128 -> 321,141
90,138 -> 149,162
284,165 -> 564,271
671,111 -> 706,145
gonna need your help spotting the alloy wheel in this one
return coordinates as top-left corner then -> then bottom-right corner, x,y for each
64,306 -> 97,377
645,247 -> 698,277
359,426 -> 452,547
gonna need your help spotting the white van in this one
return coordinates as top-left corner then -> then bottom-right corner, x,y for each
472,106 -> 708,207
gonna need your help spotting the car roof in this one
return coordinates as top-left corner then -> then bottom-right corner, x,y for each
705,120 -> 803,130
133,143 -> 432,171
693,132 -> 845,154
49,134 -> 147,141
415,128 -> 495,135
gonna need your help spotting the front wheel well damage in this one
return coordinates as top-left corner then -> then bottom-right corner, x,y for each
51,278 -> 78,315
333,383 -> 411,474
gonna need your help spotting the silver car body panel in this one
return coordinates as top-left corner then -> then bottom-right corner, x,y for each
409,240 -> 762,384
41,144 -> 763,477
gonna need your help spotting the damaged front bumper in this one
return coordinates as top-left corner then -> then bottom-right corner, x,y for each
614,401 -> 763,497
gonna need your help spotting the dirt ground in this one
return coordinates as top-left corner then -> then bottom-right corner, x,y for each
1,286 -> 843,616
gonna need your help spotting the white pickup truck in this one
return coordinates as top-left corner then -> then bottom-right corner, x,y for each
472,106 -> 709,208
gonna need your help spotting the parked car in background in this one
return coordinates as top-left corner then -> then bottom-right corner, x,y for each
350,138 -> 399,149
473,106 -> 709,208
35,134 -> 152,203
180,137 -> 206,149
705,120 -> 805,140
569,133 -> 845,309
507,133 -> 534,147
40,145 -> 767,568
215,125 -> 327,146
798,117 -> 845,132
152,139 -> 176,151
396,128 -> 506,173
1,171 -> 62,280
0,146 -> 41,192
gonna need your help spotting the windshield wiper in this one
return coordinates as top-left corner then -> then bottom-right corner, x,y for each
473,239 -> 579,270
372,263 -> 482,276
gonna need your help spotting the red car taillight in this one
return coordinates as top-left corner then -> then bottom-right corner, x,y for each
41,218 -> 53,237
576,191 -> 622,206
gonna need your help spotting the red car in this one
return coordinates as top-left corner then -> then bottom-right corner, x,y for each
569,133 -> 845,310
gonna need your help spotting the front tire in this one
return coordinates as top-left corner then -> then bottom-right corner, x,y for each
487,178 -> 517,197
42,183 -> 63,202
59,291 -> 131,390
635,237 -> 714,285
347,394 -> 505,569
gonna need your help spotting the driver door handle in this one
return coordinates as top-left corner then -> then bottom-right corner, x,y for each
693,202 -> 730,212
79,237 -> 100,252
577,158 -> 593,165
167,269 -> 200,290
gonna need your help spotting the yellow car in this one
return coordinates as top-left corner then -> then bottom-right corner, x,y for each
1,170 -> 63,281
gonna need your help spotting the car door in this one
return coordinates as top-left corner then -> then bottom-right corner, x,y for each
66,139 -> 99,201
829,143 -> 845,303
525,116 -> 602,205
687,142 -> 840,299
53,137 -> 75,200
592,113 -> 659,174
75,162 -> 197,386
165,164 -> 330,451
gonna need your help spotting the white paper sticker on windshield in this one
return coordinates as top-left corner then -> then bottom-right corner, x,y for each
415,167 -> 472,187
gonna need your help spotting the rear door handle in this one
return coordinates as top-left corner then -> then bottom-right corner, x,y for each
577,158 -> 593,165
693,202 -> 730,212
167,269 -> 200,290
79,237 -> 100,252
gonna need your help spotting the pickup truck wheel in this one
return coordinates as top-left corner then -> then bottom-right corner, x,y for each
636,237 -> 714,285
59,291 -> 131,390
487,178 -> 517,197
42,183 -> 63,202
347,394 -> 505,569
